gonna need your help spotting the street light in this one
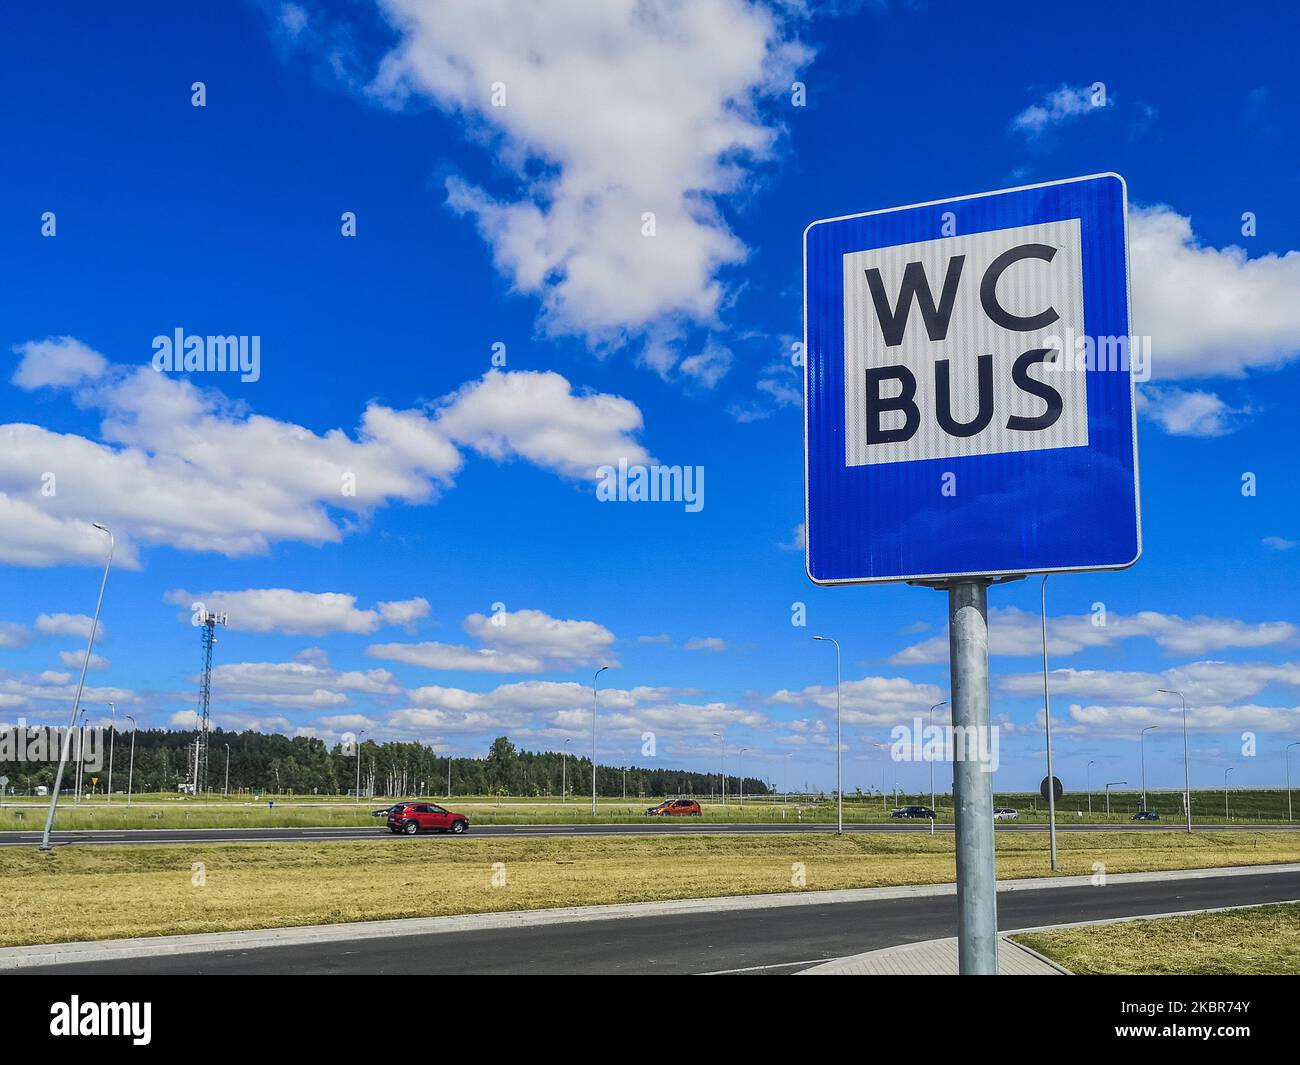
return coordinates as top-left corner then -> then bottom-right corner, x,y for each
1040,574 -> 1058,871
562,738 -> 572,802
711,731 -> 725,806
106,702 -> 116,804
1287,742 -> 1300,823
1157,689 -> 1193,833
1140,725 -> 1159,812
223,743 -> 231,797
928,701 -> 947,815
592,666 -> 608,816
354,730 -> 366,802
1104,781 -> 1127,815
1224,766 -> 1234,822
125,715 -> 137,805
811,635 -> 843,835
41,522 -> 113,851
1086,759 -> 1095,815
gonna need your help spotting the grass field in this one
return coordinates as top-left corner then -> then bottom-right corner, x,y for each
1015,903 -> 1300,975
5,787 -> 1295,830
2,830 -> 1297,947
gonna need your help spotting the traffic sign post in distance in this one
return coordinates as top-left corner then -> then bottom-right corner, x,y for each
803,174 -> 1140,975
1040,776 -> 1064,803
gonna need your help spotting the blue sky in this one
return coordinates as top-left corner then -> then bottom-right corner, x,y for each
2,0 -> 1298,794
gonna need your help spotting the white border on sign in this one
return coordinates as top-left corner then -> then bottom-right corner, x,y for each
801,172 -> 1143,586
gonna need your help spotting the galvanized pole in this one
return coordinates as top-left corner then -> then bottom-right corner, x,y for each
1039,575 -> 1058,872
929,701 -> 947,817
948,580 -> 997,975
1159,689 -> 1192,833
1140,725 -> 1158,810
1287,743 -> 1299,823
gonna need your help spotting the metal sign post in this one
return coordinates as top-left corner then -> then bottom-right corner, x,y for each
803,175 -> 1140,976
948,580 -> 997,973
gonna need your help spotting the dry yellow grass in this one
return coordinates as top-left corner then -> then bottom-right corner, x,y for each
1015,903 -> 1300,975
1,830 -> 1296,947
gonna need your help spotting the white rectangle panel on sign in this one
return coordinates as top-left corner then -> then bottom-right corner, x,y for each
842,218 -> 1087,467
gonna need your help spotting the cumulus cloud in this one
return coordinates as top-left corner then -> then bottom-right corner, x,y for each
1131,206 -> 1300,380
162,589 -> 430,637
1066,701 -> 1300,736
1139,385 -> 1249,437
1263,536 -> 1297,551
892,608 -> 1297,664
58,650 -> 109,670
11,336 -> 108,390
376,597 -> 431,627
35,613 -> 102,640
462,607 -> 617,667
0,622 -> 30,649
363,0 -> 808,353
768,675 -> 944,726
209,650 -> 400,710
3,340 -> 649,567
684,637 -> 727,652
1010,83 -> 1111,136
1000,661 -> 1300,707
367,641 -> 544,674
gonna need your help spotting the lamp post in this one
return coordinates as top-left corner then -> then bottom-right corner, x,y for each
354,730 -> 365,802
41,522 -> 113,851
929,700 -> 947,815
1086,759 -> 1095,815
106,702 -> 116,803
1104,781 -> 1127,815
811,635 -> 843,835
1157,689 -> 1193,833
1224,766 -> 1234,822
592,666 -> 608,816
223,743 -> 231,797
1140,725 -> 1159,812
1039,574 -> 1058,871
1287,742 -> 1300,823
125,715 -> 137,805
711,731 -> 726,807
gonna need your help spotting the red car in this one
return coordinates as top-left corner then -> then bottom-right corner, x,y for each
645,799 -> 702,817
387,802 -> 470,835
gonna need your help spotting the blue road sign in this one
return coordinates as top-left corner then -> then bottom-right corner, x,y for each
803,173 -> 1141,584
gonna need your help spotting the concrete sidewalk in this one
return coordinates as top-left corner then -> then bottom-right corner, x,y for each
798,936 -> 1069,975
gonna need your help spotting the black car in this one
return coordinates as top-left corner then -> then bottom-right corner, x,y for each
1132,810 -> 1160,821
371,803 -> 409,818
890,805 -> 937,819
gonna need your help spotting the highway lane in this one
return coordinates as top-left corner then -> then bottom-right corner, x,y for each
17,868 -> 1300,974
2,820 -> 1297,847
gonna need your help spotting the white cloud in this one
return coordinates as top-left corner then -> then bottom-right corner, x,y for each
1001,661 -> 1300,707
768,675 -> 943,726
3,343 -> 649,567
462,607 -> 617,667
170,709 -> 295,733
209,650 -> 400,709
367,641 -> 543,674
35,613 -> 102,640
58,650 -> 109,670
365,0 -> 808,350
0,622 -> 30,649
436,370 -> 651,478
1140,385 -> 1248,437
1010,84 -> 1110,136
1263,536 -> 1297,551
678,342 -> 734,389
637,634 -> 673,645
892,608 -> 1297,664
778,522 -> 805,551
1131,206 -> 1300,379
684,636 -> 727,652
376,597 -> 430,627
11,337 -> 107,390
1067,701 -> 1300,736
164,589 -> 387,636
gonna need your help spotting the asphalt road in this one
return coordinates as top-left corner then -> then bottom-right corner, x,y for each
2,820 -> 1297,847
18,868 -> 1299,974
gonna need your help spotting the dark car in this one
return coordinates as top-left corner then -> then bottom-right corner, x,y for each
645,799 -> 702,816
1132,810 -> 1160,821
387,802 -> 470,835
372,803 -> 408,818
890,805 -> 937,819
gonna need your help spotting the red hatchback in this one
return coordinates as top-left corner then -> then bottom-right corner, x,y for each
387,802 -> 470,835
645,799 -> 702,817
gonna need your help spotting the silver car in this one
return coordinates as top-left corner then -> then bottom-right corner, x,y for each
993,807 -> 1019,821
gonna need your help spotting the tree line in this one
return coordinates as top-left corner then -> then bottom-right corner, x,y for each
0,729 -> 769,799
